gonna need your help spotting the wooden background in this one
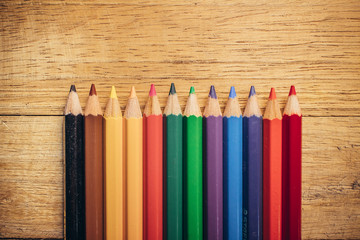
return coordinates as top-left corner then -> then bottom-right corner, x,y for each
1,0 -> 359,239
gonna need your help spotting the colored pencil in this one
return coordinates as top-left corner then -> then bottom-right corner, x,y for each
104,86 -> 124,240
124,86 -> 143,240
223,86 -> 242,240
184,86 -> 203,240
164,83 -> 183,240
282,86 -> 302,240
243,86 -> 263,240
203,85 -> 223,240
263,88 -> 282,240
64,85 -> 85,240
143,84 -> 163,240
84,84 -> 104,240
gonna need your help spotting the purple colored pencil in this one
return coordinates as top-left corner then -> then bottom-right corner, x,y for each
204,86 -> 223,240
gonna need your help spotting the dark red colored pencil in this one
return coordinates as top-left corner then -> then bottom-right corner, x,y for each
282,86 -> 302,240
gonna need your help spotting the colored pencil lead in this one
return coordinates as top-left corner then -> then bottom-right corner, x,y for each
249,85 -> 256,97
190,86 -> 195,94
209,85 -> 217,99
110,86 -> 117,99
149,84 -> 156,96
90,84 -> 97,96
70,84 -> 76,92
130,86 -> 137,98
289,85 -> 296,96
269,87 -> 276,100
229,86 -> 236,98
169,83 -> 176,95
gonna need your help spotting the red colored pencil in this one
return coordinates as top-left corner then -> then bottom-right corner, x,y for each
263,88 -> 282,240
143,84 -> 163,240
282,86 -> 302,240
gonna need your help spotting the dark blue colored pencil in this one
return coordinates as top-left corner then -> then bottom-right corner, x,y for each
243,86 -> 263,240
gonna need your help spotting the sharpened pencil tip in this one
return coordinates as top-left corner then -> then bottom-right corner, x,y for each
209,85 -> 217,99
129,86 -> 137,98
229,86 -> 236,98
249,86 -> 256,97
189,86 -> 195,94
289,85 -> 296,96
89,84 -> 97,96
70,85 -> 76,92
269,88 -> 276,99
110,86 -> 117,99
149,84 -> 156,96
169,83 -> 176,95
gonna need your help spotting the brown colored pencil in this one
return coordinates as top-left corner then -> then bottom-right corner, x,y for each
84,84 -> 104,240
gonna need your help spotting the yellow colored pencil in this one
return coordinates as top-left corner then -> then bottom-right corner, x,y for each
104,86 -> 124,240
124,86 -> 143,240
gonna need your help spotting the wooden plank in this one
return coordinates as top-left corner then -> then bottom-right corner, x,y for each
0,1 -> 360,116
0,116 -> 359,238
0,78 -> 359,117
1,3 -> 359,65
302,117 -> 360,238
0,0 -> 360,239
0,116 -> 63,239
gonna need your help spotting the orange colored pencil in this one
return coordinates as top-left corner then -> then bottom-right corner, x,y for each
143,84 -> 163,240
263,88 -> 282,240
124,86 -> 143,240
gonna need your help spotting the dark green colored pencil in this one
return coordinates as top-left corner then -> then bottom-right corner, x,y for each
164,83 -> 183,240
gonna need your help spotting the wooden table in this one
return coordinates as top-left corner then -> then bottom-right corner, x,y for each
1,0 -> 359,239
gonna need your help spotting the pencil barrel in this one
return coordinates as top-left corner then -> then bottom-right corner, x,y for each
165,115 -> 183,240
263,119 -> 282,240
144,115 -> 163,240
184,115 -> 203,240
204,116 -> 223,240
243,116 -> 263,240
65,114 -> 85,240
125,118 -> 143,240
84,115 -> 104,240
282,115 -> 302,240
105,117 -> 124,240
223,116 -> 242,240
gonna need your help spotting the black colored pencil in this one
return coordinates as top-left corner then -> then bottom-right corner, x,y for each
64,85 -> 85,240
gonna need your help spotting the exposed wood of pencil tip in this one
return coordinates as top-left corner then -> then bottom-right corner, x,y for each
243,88 -> 262,118
223,98 -> 241,118
104,86 -> 122,118
184,88 -> 202,117
264,88 -> 282,120
84,84 -> 103,117
223,87 -> 241,118
64,85 -> 83,116
124,86 -> 142,119
203,86 -> 222,118
283,86 -> 302,116
164,94 -> 182,116
144,85 -> 162,116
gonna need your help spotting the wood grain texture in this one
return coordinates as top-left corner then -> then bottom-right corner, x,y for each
0,0 -> 360,239
0,116 -> 359,239
0,117 -> 63,239
1,1 -> 360,116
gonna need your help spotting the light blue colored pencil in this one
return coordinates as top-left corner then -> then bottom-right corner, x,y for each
223,86 -> 243,240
